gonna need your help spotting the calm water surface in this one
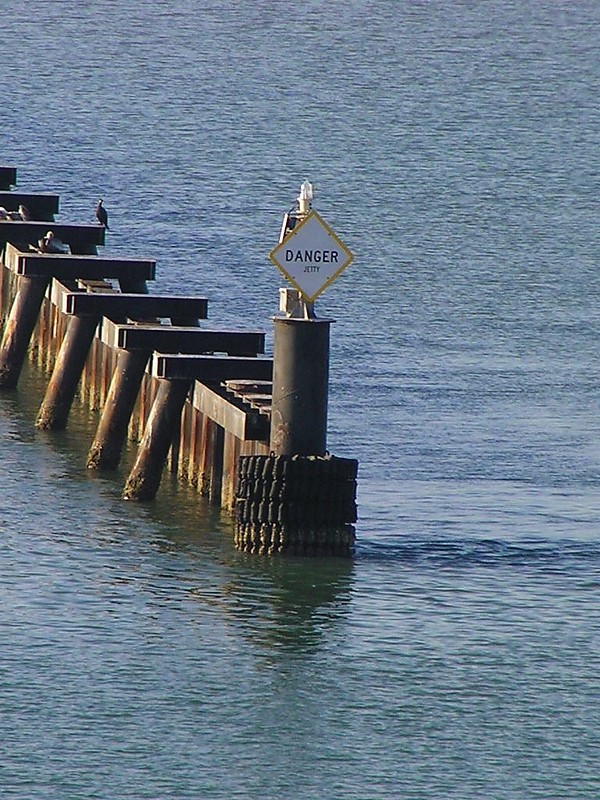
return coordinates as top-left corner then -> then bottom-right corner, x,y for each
1,2 -> 599,798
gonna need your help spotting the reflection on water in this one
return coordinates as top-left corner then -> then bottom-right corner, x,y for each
218,554 -> 354,654
0,364 -> 356,658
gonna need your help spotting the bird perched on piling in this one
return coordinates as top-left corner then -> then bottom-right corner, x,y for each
95,198 -> 109,229
0,204 -> 31,220
38,231 -> 69,254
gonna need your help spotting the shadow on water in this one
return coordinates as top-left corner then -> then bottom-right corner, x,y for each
355,535 -> 600,575
132,477 -> 357,656
133,479 -> 357,655
147,479 -> 356,655
220,553 -> 355,655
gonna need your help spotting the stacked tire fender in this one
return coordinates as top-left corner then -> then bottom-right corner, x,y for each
234,453 -> 358,556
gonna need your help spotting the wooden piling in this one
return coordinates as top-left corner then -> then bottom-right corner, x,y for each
177,401 -> 191,480
209,424 -> 225,504
32,294 -> 47,369
222,430 -> 242,511
87,349 -> 151,470
0,275 -> 50,389
198,416 -> 216,496
36,313 -> 100,429
87,335 -> 101,410
123,378 -> 191,501
188,407 -> 202,489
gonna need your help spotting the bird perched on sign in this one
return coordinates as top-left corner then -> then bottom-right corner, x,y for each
18,204 -> 31,221
95,198 -> 109,228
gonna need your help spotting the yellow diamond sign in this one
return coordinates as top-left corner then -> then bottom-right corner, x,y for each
269,210 -> 354,303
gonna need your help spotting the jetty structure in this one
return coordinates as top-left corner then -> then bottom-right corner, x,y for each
0,166 -> 358,555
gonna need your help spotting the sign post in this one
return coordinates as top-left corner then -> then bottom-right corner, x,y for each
233,180 -> 359,557
268,182 -> 353,455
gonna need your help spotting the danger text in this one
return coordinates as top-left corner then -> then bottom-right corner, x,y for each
285,249 -> 339,264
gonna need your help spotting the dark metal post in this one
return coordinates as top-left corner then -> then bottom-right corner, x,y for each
0,275 -> 50,389
36,314 -> 100,429
269,316 -> 332,456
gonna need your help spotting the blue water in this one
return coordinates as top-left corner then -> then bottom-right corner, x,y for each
1,2 -> 600,798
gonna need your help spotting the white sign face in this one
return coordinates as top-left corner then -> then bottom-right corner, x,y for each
269,210 -> 354,302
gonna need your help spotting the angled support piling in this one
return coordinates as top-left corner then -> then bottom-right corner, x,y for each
0,275 -> 50,389
123,378 -> 191,501
36,313 -> 101,429
87,349 -> 151,470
